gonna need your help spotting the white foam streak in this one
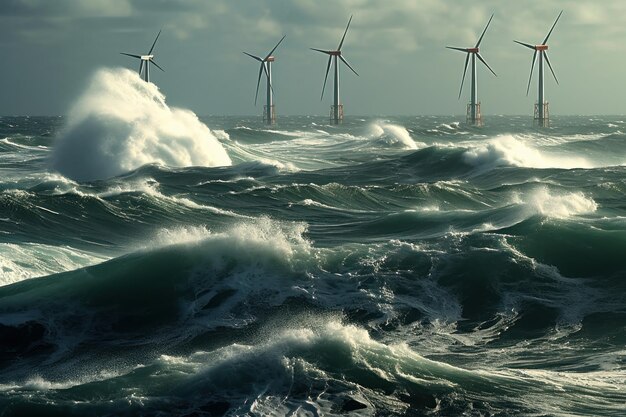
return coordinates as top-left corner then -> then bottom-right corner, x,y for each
0,243 -> 106,286
51,68 -> 231,181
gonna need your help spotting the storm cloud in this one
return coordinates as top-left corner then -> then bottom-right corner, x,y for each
0,0 -> 624,115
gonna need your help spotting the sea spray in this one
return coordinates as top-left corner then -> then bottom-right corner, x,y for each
463,135 -> 592,169
369,121 -> 423,150
514,187 -> 598,218
51,68 -> 231,181
147,216 -> 312,264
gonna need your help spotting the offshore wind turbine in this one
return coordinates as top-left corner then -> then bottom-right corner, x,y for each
311,15 -> 359,124
120,30 -> 164,83
243,35 -> 286,125
446,14 -> 497,126
515,11 -> 563,127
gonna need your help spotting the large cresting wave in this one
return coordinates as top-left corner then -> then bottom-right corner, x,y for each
51,68 -> 231,181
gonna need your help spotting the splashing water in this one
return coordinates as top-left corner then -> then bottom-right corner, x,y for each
463,135 -> 592,169
369,122 -> 422,150
515,187 -> 598,218
51,68 -> 231,181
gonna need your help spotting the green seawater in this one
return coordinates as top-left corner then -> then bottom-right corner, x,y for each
0,115 -> 625,416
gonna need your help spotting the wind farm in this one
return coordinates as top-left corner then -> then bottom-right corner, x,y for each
3,3 -> 626,417
113,13 -> 566,128
515,11 -> 563,127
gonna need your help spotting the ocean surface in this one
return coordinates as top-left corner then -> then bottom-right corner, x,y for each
1,71 -> 625,416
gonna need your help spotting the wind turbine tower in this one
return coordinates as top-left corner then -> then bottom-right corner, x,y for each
121,30 -> 164,83
447,14 -> 497,126
515,11 -> 563,128
312,16 -> 359,124
243,35 -> 286,125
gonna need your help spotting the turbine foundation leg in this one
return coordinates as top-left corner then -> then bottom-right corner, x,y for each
263,105 -> 276,125
534,102 -> 550,127
466,102 -> 483,126
330,104 -> 344,125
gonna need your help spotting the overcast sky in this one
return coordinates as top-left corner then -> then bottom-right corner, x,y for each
0,0 -> 624,116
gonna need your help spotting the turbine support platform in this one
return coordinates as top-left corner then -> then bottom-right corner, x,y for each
534,102 -> 550,127
263,104 -> 276,125
466,102 -> 483,126
330,104 -> 344,124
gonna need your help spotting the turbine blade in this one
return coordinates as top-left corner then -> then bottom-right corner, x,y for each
514,40 -> 536,50
476,53 -> 497,77
139,60 -> 144,75
321,55 -> 332,100
120,52 -> 142,59
338,15 -> 353,51
310,48 -> 332,55
446,46 -> 469,53
339,55 -> 359,76
150,59 -> 165,72
254,62 -> 264,106
544,52 -> 559,84
148,29 -> 162,55
543,10 -> 563,45
475,13 -> 495,48
526,50 -> 538,96
243,52 -> 263,62
458,53 -> 470,100
265,35 -> 286,60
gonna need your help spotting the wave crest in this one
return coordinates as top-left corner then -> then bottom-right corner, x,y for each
369,122 -> 422,150
463,135 -> 592,169
516,188 -> 598,218
51,68 -> 231,181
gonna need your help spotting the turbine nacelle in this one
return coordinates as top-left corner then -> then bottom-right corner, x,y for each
140,55 -> 154,60
466,47 -> 479,53
266,56 -> 275,62
535,45 -> 548,51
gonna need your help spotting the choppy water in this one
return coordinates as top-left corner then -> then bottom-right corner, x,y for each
1,73 -> 626,416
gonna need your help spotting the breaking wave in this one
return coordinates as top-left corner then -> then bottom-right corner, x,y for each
369,122 -> 422,150
51,68 -> 231,181
463,135 -> 592,169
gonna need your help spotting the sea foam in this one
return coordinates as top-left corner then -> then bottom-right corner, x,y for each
0,242 -> 106,286
463,135 -> 592,169
369,122 -> 422,150
51,68 -> 231,181
148,216 -> 311,262
517,188 -> 598,218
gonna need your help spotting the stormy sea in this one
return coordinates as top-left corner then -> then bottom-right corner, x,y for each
1,68 -> 625,416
